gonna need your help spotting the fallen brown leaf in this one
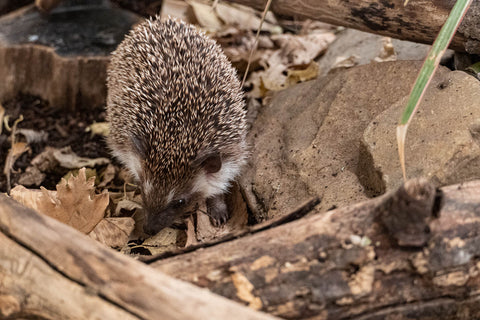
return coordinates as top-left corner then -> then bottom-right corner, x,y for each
17,166 -> 45,186
85,121 -> 110,137
10,168 -> 109,234
53,147 -> 110,169
142,227 -> 181,255
88,217 -> 135,248
98,164 -> 116,188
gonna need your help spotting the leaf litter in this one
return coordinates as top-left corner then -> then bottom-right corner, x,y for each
1,1 -> 336,255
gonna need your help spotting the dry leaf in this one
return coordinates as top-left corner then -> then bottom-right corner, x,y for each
10,168 -> 109,234
31,146 -> 58,172
185,216 -> 198,247
115,199 -> 143,216
142,227 -> 181,255
3,142 -> 30,188
287,61 -> 319,85
85,122 -> 110,137
88,217 -> 135,248
97,164 -> 116,188
16,128 -> 48,144
332,55 -> 360,69
258,32 -> 335,91
18,166 -> 45,186
160,0 -> 194,22
195,184 -> 248,242
53,146 -> 110,169
215,2 -> 280,33
189,0 -> 223,31
63,168 -> 98,185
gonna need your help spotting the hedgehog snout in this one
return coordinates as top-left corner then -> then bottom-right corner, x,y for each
143,207 -> 176,235
142,190 -> 192,235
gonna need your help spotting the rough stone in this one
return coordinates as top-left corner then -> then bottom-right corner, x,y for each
241,60 -> 430,220
361,70 -> 480,193
317,28 -> 433,77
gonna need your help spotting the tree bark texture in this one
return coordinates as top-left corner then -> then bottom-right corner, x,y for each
0,194 -> 278,320
225,0 -> 480,54
152,179 -> 480,320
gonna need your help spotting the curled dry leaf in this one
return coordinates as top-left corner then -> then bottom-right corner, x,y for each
18,166 -> 46,186
194,184 -> 248,242
31,146 -> 110,172
215,2 -> 280,33
53,147 -> 110,169
142,227 -> 181,255
160,0 -> 193,22
115,199 -> 143,216
31,146 -> 58,172
88,217 -> 135,248
3,142 -> 30,192
10,168 -> 109,234
16,128 -> 48,144
257,32 -> 335,91
98,164 -> 116,188
332,55 -> 360,70
189,1 -> 223,31
85,121 -> 110,137
185,216 -> 198,247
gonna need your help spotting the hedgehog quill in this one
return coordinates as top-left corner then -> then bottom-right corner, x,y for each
107,18 -> 247,235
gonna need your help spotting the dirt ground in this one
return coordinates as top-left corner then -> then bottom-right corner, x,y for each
0,95 -> 108,192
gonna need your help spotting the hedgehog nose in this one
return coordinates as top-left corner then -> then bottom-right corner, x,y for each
143,223 -> 158,236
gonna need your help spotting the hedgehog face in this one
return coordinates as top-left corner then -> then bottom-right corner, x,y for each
140,176 -> 200,235
140,153 -> 233,235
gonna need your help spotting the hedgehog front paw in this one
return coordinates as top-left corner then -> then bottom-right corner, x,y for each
206,195 -> 229,227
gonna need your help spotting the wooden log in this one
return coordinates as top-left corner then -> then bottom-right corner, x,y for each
224,0 -> 480,54
0,194 -> 279,320
0,4 -> 139,110
152,179 -> 480,319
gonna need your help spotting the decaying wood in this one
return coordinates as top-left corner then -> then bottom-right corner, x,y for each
141,197 -> 321,262
0,195 -> 278,320
225,0 -> 480,54
152,179 -> 480,319
0,4 -> 139,110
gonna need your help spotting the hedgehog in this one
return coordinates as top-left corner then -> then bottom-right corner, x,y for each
106,17 -> 247,235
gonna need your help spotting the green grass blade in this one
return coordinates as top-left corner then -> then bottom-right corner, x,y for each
397,0 -> 473,181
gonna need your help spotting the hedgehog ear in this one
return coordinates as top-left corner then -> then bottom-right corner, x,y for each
130,134 -> 148,159
202,154 -> 222,174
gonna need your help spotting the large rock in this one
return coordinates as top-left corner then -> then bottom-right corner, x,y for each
360,70 -> 480,193
242,61 -> 427,220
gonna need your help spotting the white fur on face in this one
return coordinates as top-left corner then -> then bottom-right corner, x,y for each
191,159 -> 243,198
112,149 -> 142,181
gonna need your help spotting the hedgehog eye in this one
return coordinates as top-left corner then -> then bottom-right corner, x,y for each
172,198 -> 186,209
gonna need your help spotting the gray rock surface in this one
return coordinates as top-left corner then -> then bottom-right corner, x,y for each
361,70 -> 480,193
317,28 -> 432,76
243,60 -> 480,220
242,61 -> 424,220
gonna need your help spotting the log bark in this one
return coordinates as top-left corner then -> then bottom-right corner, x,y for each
152,179 -> 480,320
0,194 -> 278,320
225,0 -> 480,54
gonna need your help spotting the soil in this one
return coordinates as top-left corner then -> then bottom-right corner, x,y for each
0,94 -> 109,192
